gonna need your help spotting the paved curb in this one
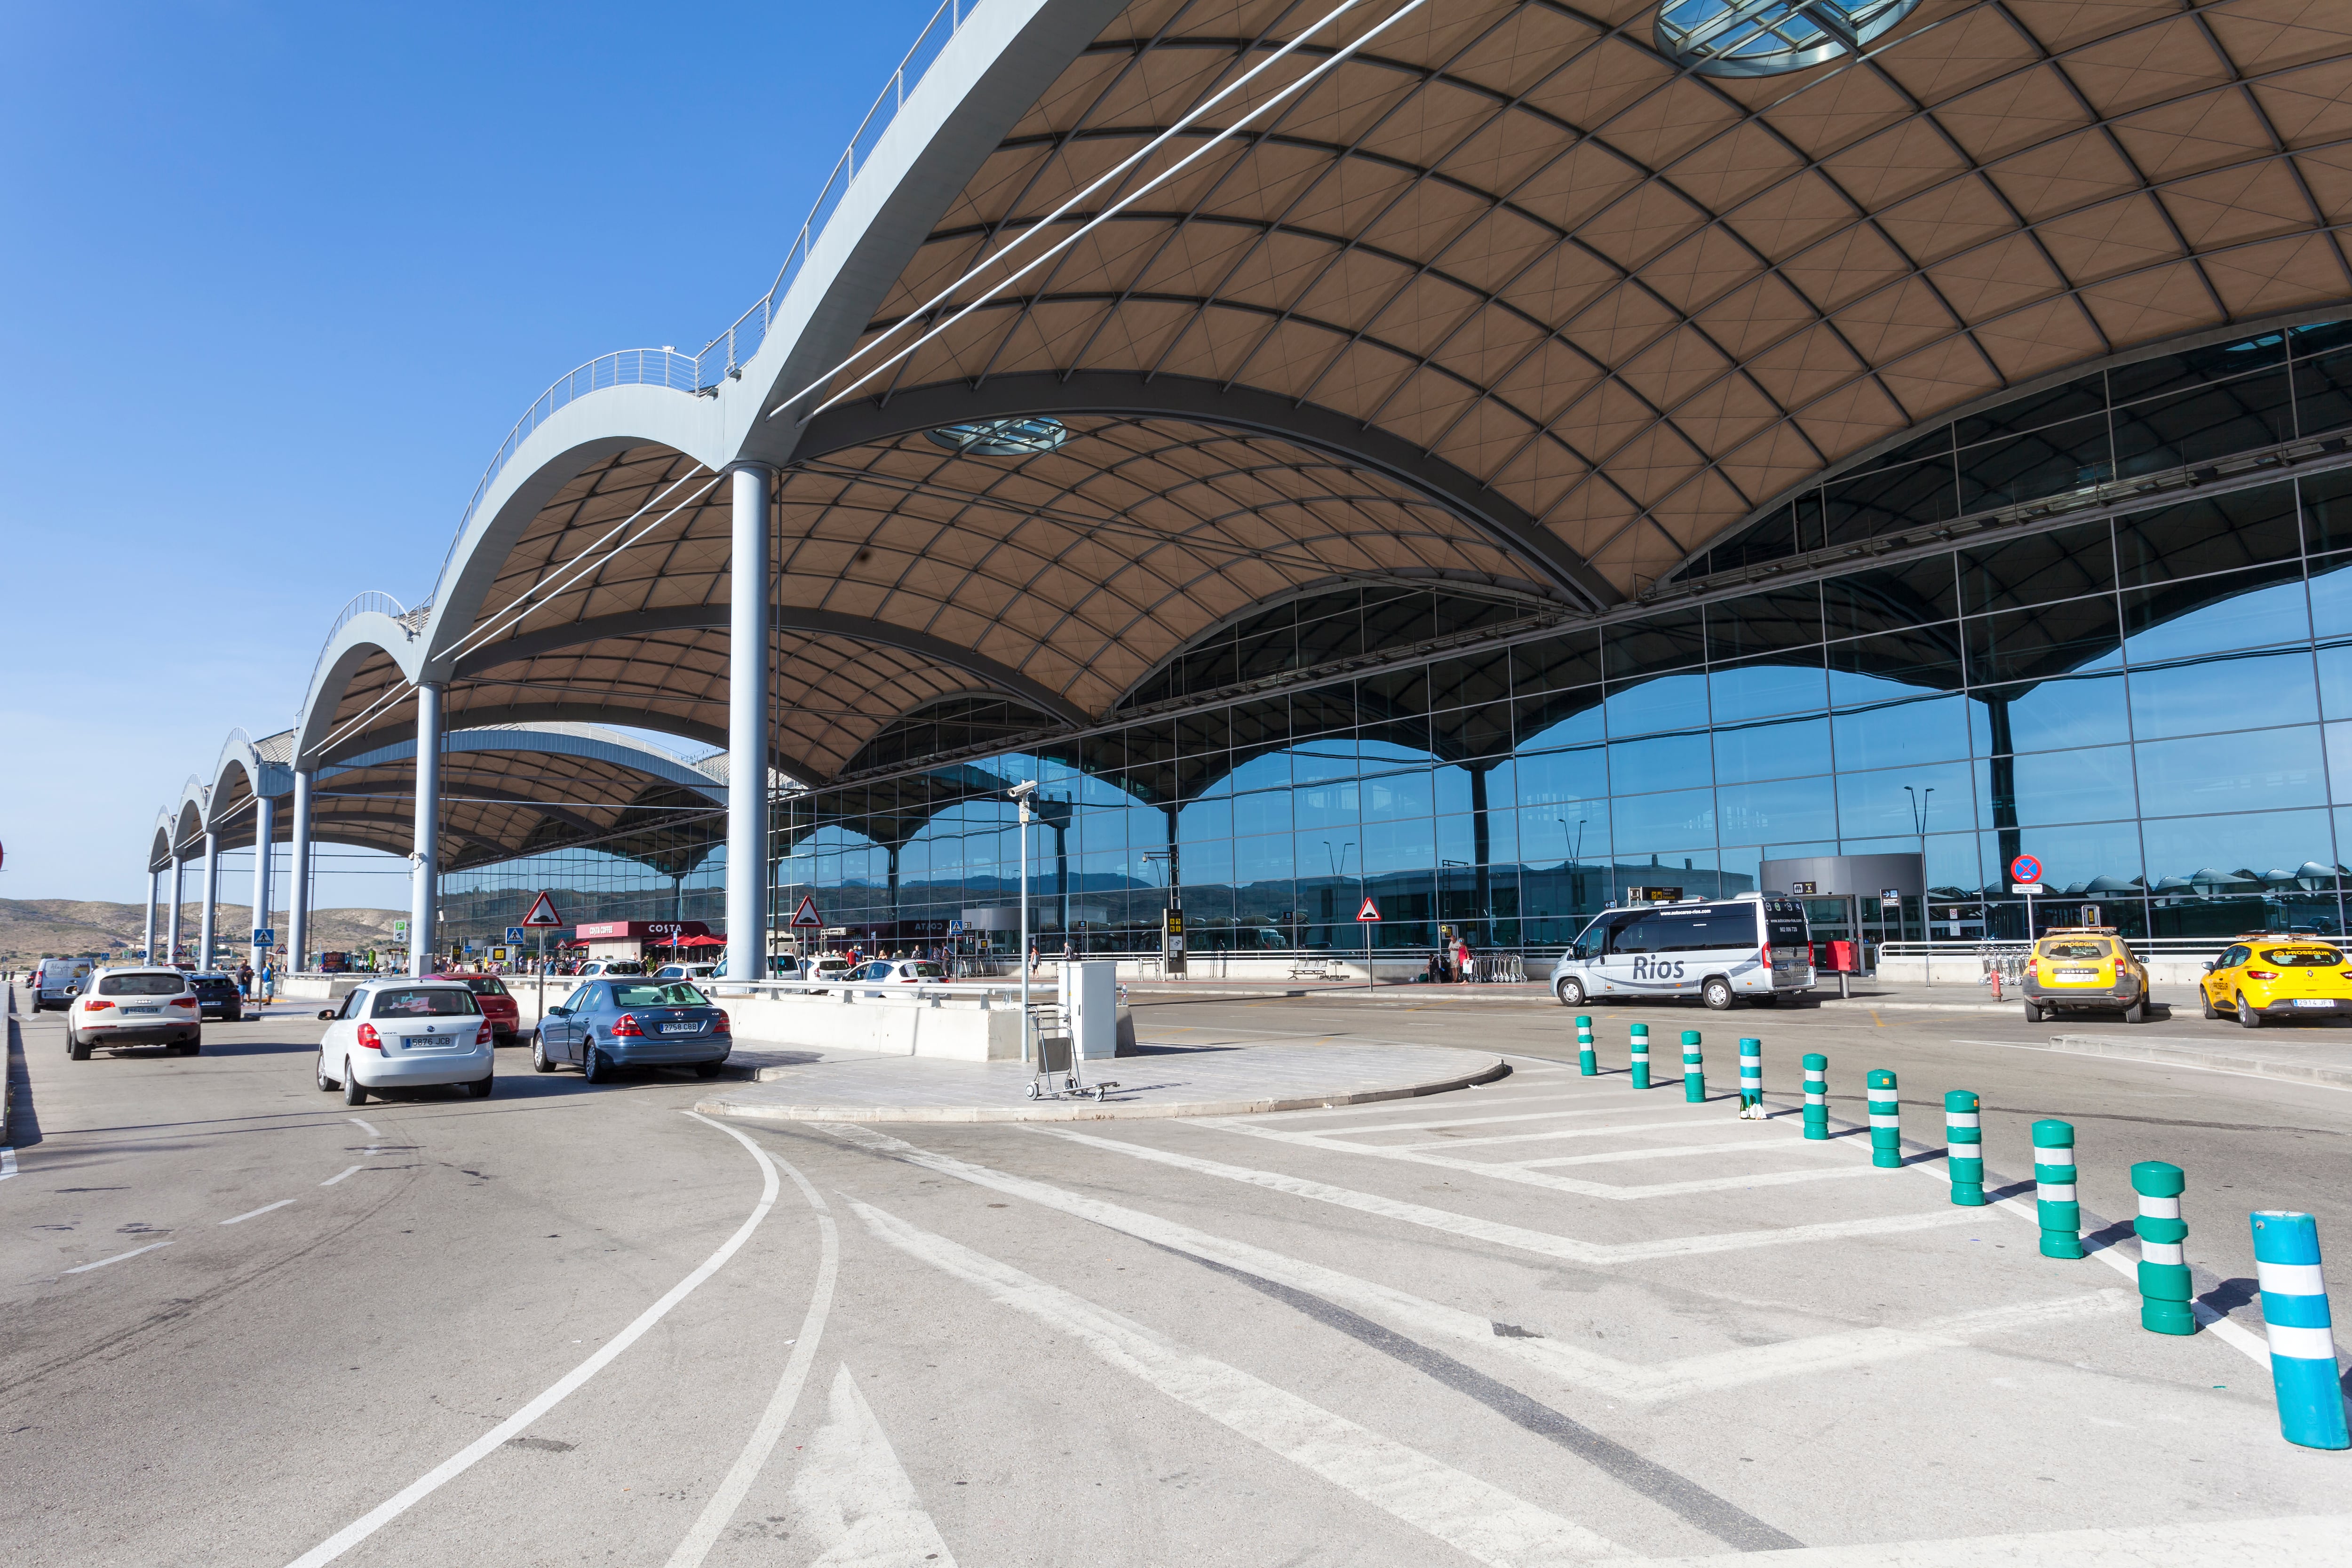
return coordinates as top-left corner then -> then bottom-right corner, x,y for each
2028,1032 -> 2352,1090
691,1053 -> 1509,1125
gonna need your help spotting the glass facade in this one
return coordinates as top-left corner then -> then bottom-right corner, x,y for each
430,326 -> 2352,955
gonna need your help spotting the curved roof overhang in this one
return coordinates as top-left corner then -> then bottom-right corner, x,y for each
293,614 -> 430,770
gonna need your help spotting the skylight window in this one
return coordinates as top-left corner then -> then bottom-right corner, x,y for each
1655,0 -> 1917,76
925,415 -> 1070,457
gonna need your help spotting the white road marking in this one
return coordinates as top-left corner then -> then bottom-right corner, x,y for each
220,1200 -> 296,1226
318,1165 -> 364,1187
1380,1118 -> 1792,1150
831,1126 -> 2129,1403
1947,1037 -> 2352,1094
347,1116 -> 381,1137
1206,1116 -> 1883,1200
65,1241 -> 174,1274
1040,1128 -> 1988,1262
282,1113 -> 787,1568
664,1127 -> 840,1568
1510,1139 -> 1838,1170
1262,1091 -> 1616,1124
0,1146 -> 16,1180
853,1198 -> 1620,1568
778,1365 -> 958,1568
1626,1512 -> 2352,1567
1302,1106 -> 1698,1136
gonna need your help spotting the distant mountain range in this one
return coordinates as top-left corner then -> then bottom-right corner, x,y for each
0,899 -> 405,963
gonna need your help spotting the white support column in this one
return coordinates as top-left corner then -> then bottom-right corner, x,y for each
249,792 -> 276,980
199,831 -> 220,969
167,857 -> 184,964
726,462 -> 772,985
145,867 -> 160,963
287,769 -> 313,973
411,684 -> 443,978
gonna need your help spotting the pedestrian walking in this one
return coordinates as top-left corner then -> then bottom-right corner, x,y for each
237,961 -> 254,999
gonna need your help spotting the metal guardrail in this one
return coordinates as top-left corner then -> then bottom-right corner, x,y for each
302,591 -> 430,716
711,977 -> 1033,1007
427,0 -> 988,596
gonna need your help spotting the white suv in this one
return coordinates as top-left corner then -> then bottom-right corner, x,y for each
66,968 -> 202,1058
315,979 -> 494,1106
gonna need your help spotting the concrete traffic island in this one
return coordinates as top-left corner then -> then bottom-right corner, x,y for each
695,1040 -> 1505,1124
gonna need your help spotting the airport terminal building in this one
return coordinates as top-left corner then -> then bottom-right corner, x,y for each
146,0 -> 2352,972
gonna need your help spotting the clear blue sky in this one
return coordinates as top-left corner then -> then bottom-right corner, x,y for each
0,0 -> 938,907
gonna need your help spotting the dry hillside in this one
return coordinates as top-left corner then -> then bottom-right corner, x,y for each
0,899 -> 404,963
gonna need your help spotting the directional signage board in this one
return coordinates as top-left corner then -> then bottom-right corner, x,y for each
522,891 -> 563,927
393,920 -> 408,940
1356,896 -> 1382,922
790,894 -> 824,928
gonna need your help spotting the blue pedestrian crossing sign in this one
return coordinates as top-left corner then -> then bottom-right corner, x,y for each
251,928 -> 275,947
505,927 -> 526,942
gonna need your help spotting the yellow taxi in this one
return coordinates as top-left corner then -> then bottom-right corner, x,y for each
2021,927 -> 2151,1024
2200,935 -> 2352,1028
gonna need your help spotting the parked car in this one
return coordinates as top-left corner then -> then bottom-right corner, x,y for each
435,972 -> 521,1044
575,960 -> 646,979
314,979 -> 494,1105
2199,935 -> 2352,1027
188,972 -> 243,1021
849,958 -> 947,995
65,968 -> 202,1058
2021,927 -> 2151,1024
652,963 -> 719,981
532,979 -> 730,1082
795,955 -> 856,988
29,957 -> 94,1011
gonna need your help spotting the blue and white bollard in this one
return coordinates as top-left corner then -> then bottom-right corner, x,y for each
2032,1119 -> 2084,1259
1801,1053 -> 1828,1140
1576,1015 -> 1596,1077
1944,1090 -> 1984,1205
1867,1069 -> 1901,1168
1738,1038 -> 1764,1119
2250,1211 -> 2350,1450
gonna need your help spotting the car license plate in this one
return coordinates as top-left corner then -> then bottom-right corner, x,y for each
660,1022 -> 700,1034
123,1005 -> 161,1015
2055,968 -> 2098,979
403,1035 -> 452,1049
2292,998 -> 2336,1008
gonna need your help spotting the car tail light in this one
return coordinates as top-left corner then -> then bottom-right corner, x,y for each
2246,970 -> 2280,980
712,1010 -> 731,1035
357,1023 -> 382,1050
84,998 -> 115,1011
171,996 -> 198,1008
1759,944 -> 1772,969
476,1020 -> 492,1045
611,1013 -> 644,1037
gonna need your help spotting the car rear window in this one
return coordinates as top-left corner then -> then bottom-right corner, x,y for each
2040,940 -> 2109,960
909,963 -> 945,978
458,976 -> 510,997
99,973 -> 185,996
370,987 -> 481,1018
2260,947 -> 2344,966
611,982 -> 708,1007
193,977 -> 238,995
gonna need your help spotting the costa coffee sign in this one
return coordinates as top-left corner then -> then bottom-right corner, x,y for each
571,920 -> 713,941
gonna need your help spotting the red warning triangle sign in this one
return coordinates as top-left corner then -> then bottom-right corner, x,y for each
790,893 -> 824,928
1355,896 -> 1381,922
521,891 -> 563,926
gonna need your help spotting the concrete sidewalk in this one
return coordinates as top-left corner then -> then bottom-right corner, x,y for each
696,1039 -> 1503,1123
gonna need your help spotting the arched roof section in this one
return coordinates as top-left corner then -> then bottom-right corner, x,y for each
169,780 -> 210,857
148,811 -> 177,874
798,0 -> 2352,598
293,611 -> 432,770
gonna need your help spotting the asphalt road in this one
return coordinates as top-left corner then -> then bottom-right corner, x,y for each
4,983 -> 2346,1567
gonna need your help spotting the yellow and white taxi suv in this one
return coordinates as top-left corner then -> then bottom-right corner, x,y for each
2200,938 -> 2352,1028
65,967 -> 203,1059
2021,928 -> 2151,1024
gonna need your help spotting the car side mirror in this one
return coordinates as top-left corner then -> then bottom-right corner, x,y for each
548,1005 -> 569,1017
318,1008 -> 337,1020
2201,961 -> 2214,972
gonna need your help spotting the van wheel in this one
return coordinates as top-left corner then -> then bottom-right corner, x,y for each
1556,976 -> 1587,1007
1701,977 -> 1734,1011
2236,993 -> 2261,1029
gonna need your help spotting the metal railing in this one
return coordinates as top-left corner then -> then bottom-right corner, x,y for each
303,591 -> 430,714
427,0 -> 988,595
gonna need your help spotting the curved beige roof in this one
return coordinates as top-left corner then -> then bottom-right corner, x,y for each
305,0 -> 2352,789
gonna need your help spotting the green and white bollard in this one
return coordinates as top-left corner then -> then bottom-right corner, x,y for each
1737,1038 -> 1763,1119
1802,1053 -> 1828,1140
2032,1119 -> 2084,1259
1867,1069 -> 1901,1168
2251,1211 -> 2349,1450
1630,1023 -> 1651,1090
1682,1031 -> 1705,1103
2131,1162 -> 2195,1336
1576,1015 -> 1596,1077
1945,1090 -> 1984,1205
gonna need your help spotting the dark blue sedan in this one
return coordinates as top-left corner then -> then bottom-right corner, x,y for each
530,979 -> 731,1081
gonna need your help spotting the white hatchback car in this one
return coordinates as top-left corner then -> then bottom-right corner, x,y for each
315,979 -> 494,1105
65,967 -> 202,1058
